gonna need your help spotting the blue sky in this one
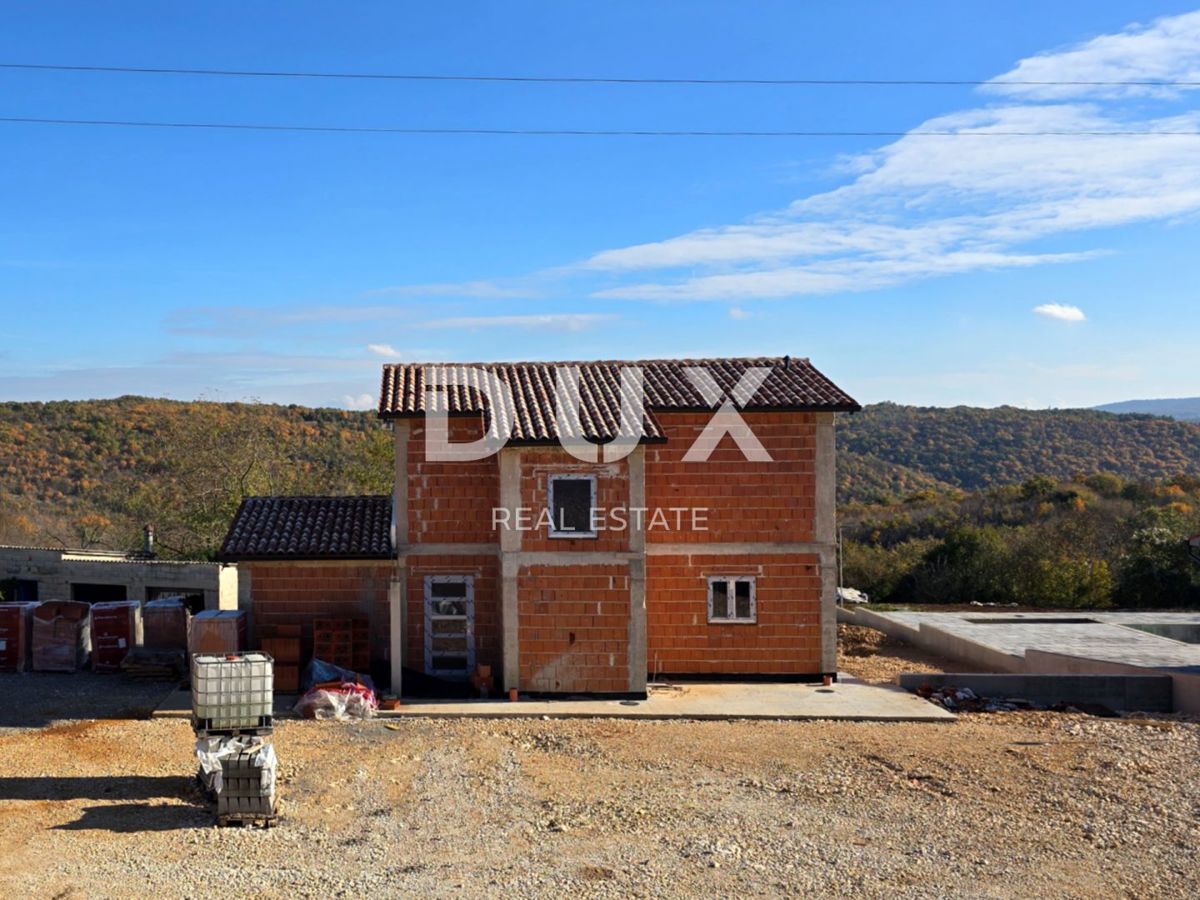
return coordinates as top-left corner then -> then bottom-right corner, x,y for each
2,2 -> 1199,410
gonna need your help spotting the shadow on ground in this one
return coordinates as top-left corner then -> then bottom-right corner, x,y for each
0,673 -> 177,728
51,802 -> 212,832
0,775 -> 194,802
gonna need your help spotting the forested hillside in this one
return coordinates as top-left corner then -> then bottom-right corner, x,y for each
1,398 -> 1199,572
0,397 -> 390,556
839,403 -> 1200,502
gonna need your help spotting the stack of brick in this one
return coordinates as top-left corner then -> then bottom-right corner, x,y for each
189,610 -> 246,656
258,624 -> 301,693
313,617 -> 369,673
0,601 -> 40,672
31,600 -> 91,672
91,600 -> 143,672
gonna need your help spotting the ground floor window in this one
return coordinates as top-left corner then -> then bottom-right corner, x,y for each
424,575 -> 475,678
708,576 -> 756,623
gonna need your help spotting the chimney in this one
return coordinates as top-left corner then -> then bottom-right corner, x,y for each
143,524 -> 155,557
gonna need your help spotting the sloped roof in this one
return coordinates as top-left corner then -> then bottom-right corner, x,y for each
378,356 -> 858,443
219,495 -> 394,561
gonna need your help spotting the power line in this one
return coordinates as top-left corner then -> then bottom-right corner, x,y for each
2,62 -> 1200,87
2,116 -> 1199,137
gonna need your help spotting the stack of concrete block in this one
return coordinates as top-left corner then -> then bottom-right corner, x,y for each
191,651 -> 278,827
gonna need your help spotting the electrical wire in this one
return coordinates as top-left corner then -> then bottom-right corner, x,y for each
2,116 -> 1199,137
2,62 -> 1199,87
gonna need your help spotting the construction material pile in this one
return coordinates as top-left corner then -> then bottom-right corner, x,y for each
293,658 -> 377,720
191,652 -> 279,827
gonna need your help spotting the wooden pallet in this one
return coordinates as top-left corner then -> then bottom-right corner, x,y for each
217,813 -> 277,828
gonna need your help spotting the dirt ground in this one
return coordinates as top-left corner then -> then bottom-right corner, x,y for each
838,622 -> 984,684
2,637 -> 1198,898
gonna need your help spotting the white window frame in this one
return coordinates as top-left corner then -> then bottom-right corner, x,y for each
547,473 -> 598,539
423,574 -> 475,678
707,575 -> 757,624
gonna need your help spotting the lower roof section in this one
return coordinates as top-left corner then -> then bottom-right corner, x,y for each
219,495 -> 394,562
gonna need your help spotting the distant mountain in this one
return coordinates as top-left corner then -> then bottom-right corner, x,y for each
1093,397 -> 1200,421
3,397 -> 1200,552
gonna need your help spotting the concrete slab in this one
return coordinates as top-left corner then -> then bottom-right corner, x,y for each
841,608 -> 1200,672
377,678 -> 955,722
896,673 -> 1173,712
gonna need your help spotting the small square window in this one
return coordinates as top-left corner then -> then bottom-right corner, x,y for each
708,576 -> 756,623
548,474 -> 597,538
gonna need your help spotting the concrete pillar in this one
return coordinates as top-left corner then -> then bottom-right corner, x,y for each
498,447 -> 522,691
393,420 -> 410,548
627,446 -> 647,694
814,412 -> 838,674
389,569 -> 404,695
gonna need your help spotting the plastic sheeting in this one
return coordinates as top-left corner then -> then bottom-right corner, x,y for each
293,681 -> 377,720
195,735 -> 277,796
301,658 -> 375,693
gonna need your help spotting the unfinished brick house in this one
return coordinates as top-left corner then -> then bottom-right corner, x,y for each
224,356 -> 857,697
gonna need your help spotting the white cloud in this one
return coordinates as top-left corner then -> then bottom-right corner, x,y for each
342,392 -> 376,410
567,10 -> 1200,302
367,279 -> 541,299
366,343 -> 400,357
337,11 -> 1200,311
1034,303 -> 1087,323
985,10 -> 1200,100
728,307 -> 750,320
420,313 -> 616,332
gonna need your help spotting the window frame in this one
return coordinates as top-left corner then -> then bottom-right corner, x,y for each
547,473 -> 599,539
707,575 -> 757,624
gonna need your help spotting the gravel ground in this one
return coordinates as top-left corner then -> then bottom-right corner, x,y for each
2,651 -> 1199,897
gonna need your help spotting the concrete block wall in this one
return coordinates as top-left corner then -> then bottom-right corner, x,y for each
406,418 -> 500,543
645,411 -> 818,544
646,553 -> 823,675
244,560 -> 393,665
517,562 -> 631,693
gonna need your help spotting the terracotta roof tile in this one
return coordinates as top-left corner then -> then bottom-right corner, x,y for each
219,495 -> 393,561
378,356 -> 857,443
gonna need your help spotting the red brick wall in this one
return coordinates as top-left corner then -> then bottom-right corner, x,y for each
517,450 -> 631,552
246,561 -> 393,666
518,563 -> 630,692
645,553 -> 823,675
403,554 -> 500,677
645,411 -> 817,544
407,417 -> 500,543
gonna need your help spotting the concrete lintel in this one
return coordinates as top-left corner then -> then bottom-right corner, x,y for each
646,541 -> 832,557
399,543 -> 499,557
509,551 -> 639,567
